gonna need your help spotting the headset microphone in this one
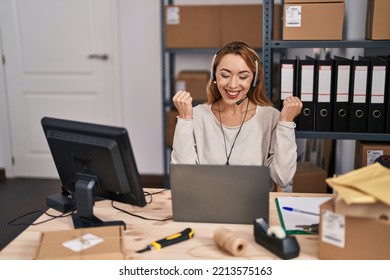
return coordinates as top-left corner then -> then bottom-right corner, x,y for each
236,96 -> 247,106
236,86 -> 254,106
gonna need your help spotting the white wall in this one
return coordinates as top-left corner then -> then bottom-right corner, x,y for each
0,32 -> 12,174
118,0 -> 163,175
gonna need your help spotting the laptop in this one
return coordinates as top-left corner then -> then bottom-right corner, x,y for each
169,164 -> 270,224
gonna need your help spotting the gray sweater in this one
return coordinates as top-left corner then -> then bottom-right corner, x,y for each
171,103 -> 297,187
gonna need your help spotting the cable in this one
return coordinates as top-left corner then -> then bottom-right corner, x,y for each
5,209 -> 74,227
143,188 -> 169,204
217,98 -> 250,165
111,201 -> 172,222
6,189 -> 171,227
111,188 -> 171,221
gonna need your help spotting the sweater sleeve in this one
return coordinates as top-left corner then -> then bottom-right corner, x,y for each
170,117 -> 198,164
267,121 -> 297,187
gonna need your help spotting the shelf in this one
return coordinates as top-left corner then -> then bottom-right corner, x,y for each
296,131 -> 390,141
263,0 -> 390,142
165,47 -> 263,54
270,40 -> 390,49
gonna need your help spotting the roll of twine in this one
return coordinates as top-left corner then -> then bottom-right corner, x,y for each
213,227 -> 248,257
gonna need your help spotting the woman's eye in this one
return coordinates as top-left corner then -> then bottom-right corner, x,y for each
239,75 -> 249,80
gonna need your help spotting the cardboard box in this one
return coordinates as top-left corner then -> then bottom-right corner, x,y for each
164,5 -> 221,48
293,161 -> 327,193
165,4 -> 282,48
334,195 -> 390,220
175,71 -> 209,102
366,0 -> 390,40
278,161 -> 327,193
354,140 -> 390,169
221,4 -> 281,48
282,2 -> 344,40
284,0 -> 343,3
166,109 -> 178,147
35,226 -> 124,260
319,198 -> 390,259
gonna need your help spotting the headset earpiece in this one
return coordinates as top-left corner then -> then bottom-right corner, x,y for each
210,53 -> 218,81
251,60 -> 259,88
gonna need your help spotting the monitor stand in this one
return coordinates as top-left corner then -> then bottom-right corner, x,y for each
72,175 -> 126,229
72,215 -> 126,229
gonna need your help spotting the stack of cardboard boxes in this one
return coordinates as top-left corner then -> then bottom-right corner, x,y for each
164,4 -> 280,49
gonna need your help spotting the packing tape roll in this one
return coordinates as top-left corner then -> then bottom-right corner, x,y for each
213,227 -> 248,257
267,226 -> 286,239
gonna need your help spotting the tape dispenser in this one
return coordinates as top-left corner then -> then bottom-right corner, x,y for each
254,218 -> 300,260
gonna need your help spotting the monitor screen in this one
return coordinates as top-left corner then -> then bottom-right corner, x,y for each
41,116 -> 146,228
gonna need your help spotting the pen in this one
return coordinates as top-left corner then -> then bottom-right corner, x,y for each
136,228 -> 195,253
282,206 -> 319,216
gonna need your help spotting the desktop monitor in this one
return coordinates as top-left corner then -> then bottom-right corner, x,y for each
41,116 -> 146,228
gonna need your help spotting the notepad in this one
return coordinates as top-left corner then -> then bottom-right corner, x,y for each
275,196 -> 332,234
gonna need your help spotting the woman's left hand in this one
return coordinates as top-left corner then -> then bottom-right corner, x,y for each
280,96 -> 303,122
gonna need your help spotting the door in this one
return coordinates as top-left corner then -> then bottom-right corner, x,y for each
0,0 -> 121,178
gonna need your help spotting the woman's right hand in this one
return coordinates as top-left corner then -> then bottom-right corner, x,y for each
172,90 -> 193,119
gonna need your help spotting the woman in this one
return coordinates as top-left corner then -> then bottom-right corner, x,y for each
171,41 -> 302,187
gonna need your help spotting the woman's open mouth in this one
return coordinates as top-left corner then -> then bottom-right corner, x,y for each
225,90 -> 240,100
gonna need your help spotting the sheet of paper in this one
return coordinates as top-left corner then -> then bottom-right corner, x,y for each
275,196 -> 332,233
62,233 -> 103,252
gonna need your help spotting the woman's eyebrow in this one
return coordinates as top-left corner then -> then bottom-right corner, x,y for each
220,68 -> 250,75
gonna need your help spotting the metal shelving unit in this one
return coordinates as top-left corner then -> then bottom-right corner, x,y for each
161,0 -> 172,188
262,0 -> 390,141
161,1 -> 265,185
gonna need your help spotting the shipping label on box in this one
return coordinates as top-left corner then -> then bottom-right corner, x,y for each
321,209 -> 345,248
166,6 -> 180,25
285,6 -> 302,27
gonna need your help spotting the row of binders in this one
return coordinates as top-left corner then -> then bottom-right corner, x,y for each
280,55 -> 390,134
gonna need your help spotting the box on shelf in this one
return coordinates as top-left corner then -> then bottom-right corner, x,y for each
354,141 -> 390,169
278,161 -> 327,193
293,161 -> 327,193
165,4 -> 281,49
282,2 -> 344,40
35,225 -> 124,260
284,0 -> 343,3
366,0 -> 390,40
166,109 -> 178,147
164,5 -> 221,48
175,71 -> 209,102
319,198 -> 390,260
221,4 -> 281,48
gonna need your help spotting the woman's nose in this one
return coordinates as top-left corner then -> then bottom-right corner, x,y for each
228,76 -> 239,87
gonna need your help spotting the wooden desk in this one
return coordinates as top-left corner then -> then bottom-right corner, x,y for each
0,190 -> 332,260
